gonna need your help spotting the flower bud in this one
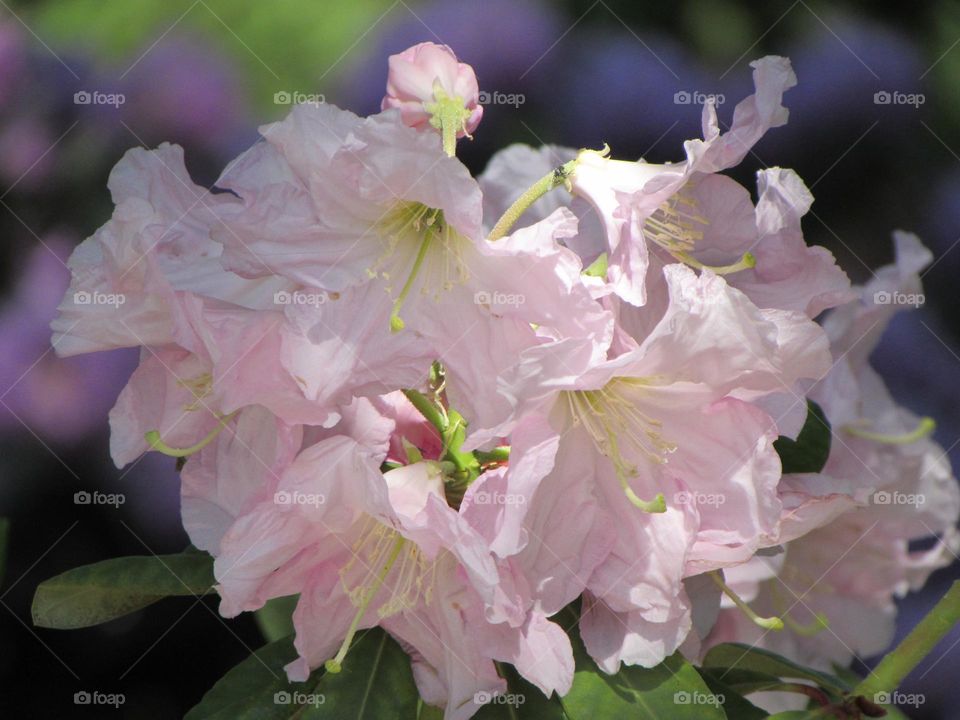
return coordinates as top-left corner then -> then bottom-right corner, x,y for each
382,42 -> 482,137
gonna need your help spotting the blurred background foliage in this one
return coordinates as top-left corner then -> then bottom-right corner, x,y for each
1,0 -> 959,717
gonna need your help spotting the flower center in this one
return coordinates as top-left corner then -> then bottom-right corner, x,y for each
179,372 -> 213,412
341,519 -> 436,618
325,519 -> 436,674
563,378 -> 676,512
372,202 -> 470,332
644,189 -> 756,275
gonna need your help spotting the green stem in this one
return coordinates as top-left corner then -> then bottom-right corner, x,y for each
402,389 -> 447,435
854,580 -> 960,699
488,159 -> 578,241
474,446 -> 511,464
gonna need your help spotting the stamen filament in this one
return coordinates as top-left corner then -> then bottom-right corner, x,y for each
844,417 -> 936,445
675,251 -> 756,275
325,534 -> 406,674
390,230 -> 434,333
710,571 -> 784,631
144,412 -> 237,458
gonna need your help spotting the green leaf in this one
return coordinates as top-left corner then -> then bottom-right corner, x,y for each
561,613 -> 725,719
701,644 -> 849,695
699,667 -> 787,694
188,628 -> 418,720
185,635 -> 319,720
303,628 -> 419,719
774,400 -> 832,474
473,662 -> 567,719
255,594 -> 298,643
32,552 -> 214,629
697,670 -> 768,720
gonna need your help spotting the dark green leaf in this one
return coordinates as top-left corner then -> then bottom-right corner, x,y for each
473,662 -> 567,719
774,401 -> 832,474
185,635 -> 318,720
256,594 -> 298,643
699,668 -> 787,695
561,612 -> 725,719
32,552 -> 214,629
303,628 -> 419,719
698,670 -> 768,720
701,644 -> 849,694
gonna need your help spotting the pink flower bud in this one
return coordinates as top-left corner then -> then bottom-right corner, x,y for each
382,42 -> 482,136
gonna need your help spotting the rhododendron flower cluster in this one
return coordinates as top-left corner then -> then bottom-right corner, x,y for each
51,42 -> 958,719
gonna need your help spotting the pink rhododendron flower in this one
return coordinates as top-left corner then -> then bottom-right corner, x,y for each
183,392 -> 573,718
465,264 -> 831,671
44,40 -> 959,720
701,232 -> 960,671
382,42 -> 483,137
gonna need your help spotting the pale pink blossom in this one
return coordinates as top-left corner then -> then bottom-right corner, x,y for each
701,233 -> 960,670
465,265 -> 830,672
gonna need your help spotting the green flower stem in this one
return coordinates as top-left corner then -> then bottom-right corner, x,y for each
854,580 -> 960,700
474,446 -> 511,464
402,389 -> 446,435
488,159 -> 578,241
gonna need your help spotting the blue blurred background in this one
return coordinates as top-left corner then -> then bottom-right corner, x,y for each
0,1 -> 958,716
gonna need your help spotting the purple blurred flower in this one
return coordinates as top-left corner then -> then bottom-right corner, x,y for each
0,237 -> 137,442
